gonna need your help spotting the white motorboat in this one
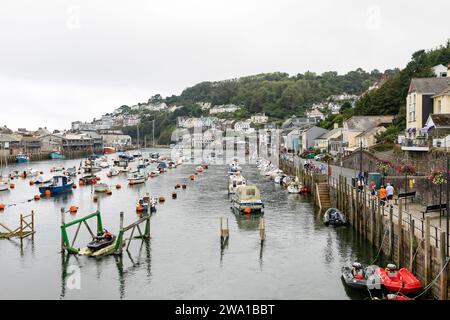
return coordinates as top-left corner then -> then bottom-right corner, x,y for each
107,167 -> 119,177
231,185 -> 264,215
228,173 -> 247,194
24,168 -> 40,177
94,183 -> 110,193
128,172 -> 146,185
287,184 -> 302,194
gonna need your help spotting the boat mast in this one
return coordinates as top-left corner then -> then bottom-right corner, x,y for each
136,124 -> 140,150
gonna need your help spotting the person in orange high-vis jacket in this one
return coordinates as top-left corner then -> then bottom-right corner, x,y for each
379,185 -> 387,207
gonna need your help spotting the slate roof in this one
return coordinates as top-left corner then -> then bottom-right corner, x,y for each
409,77 -> 449,95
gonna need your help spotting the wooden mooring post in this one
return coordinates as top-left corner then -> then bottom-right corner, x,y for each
259,218 -> 266,245
409,219 -> 416,272
220,217 -> 229,248
389,206 -> 394,261
424,216 -> 431,285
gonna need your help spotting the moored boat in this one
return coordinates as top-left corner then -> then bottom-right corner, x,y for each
39,175 -> 74,195
323,208 -> 347,226
341,263 -> 381,291
0,180 -> 9,191
228,173 -> 246,194
128,172 -> 146,185
231,185 -> 264,215
375,264 -> 422,294
79,175 -> 98,185
50,151 -> 65,160
103,146 -> 116,154
87,230 -> 116,251
136,193 -> 157,214
16,153 -> 29,163
94,183 -> 110,193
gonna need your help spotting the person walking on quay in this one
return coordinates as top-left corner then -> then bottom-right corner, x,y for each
357,178 -> 364,193
369,180 -> 376,199
379,185 -> 387,207
386,183 -> 394,207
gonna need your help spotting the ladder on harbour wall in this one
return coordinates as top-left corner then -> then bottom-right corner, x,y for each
315,182 -> 331,210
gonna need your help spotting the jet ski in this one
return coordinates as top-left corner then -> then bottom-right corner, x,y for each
324,208 -> 347,226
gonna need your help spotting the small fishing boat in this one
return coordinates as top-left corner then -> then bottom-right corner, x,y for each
118,167 -> 131,174
94,183 -> 109,193
196,166 -> 204,173
23,168 -> 40,177
375,264 -> 422,294
287,183 -> 302,194
79,175 -> 98,185
87,230 -> 116,251
99,160 -> 110,169
229,159 -> 242,174
107,167 -> 119,177
82,165 -> 102,174
137,159 -> 147,170
231,185 -> 264,215
136,193 -> 157,214
341,263 -> 381,290
118,153 -> 134,161
39,175 -> 74,195
128,172 -> 146,185
323,208 -> 347,226
150,152 -> 159,160
168,161 -> 177,169
64,167 -> 78,177
50,166 -> 64,172
9,171 -> 19,178
228,173 -> 246,194
132,151 -> 142,158
157,162 -> 168,172
16,153 -> 29,163
50,151 -> 65,160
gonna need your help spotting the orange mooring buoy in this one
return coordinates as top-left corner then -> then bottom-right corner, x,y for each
29,180 -> 35,186
93,195 -> 98,202
136,205 -> 144,212
116,184 -> 121,189
96,176 -> 101,181
0,203 -> 5,210
34,195 -> 41,201
106,190 -> 112,195
244,207 -> 252,214
182,184 -> 187,189
172,192 -> 177,199
159,196 -> 166,203
44,190 -> 51,197
190,175 -> 195,181
79,179 -> 84,186
69,206 -> 78,213
10,183 -> 15,189
72,184 -> 77,189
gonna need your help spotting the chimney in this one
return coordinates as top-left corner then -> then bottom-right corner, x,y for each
334,123 -> 339,129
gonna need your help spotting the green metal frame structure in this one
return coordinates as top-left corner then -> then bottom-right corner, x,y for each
60,211 -> 103,254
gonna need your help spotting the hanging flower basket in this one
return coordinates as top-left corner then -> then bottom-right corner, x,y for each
429,170 -> 446,185
376,160 -> 393,173
396,163 -> 416,176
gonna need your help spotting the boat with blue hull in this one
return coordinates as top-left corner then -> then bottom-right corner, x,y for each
50,151 -> 65,160
16,154 -> 29,163
39,175 -> 74,195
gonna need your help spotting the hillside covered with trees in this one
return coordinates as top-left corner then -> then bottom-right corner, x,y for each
123,69 -> 382,144
320,41 -> 450,142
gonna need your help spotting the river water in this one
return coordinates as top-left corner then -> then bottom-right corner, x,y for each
0,148 -> 378,300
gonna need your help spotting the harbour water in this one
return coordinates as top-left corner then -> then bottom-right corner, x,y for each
0,149 -> 378,299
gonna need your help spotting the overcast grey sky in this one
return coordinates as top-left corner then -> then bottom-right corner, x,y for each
0,0 -> 449,131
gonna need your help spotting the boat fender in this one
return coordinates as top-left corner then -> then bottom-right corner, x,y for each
34,195 -> 41,201
69,206 -> 78,213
